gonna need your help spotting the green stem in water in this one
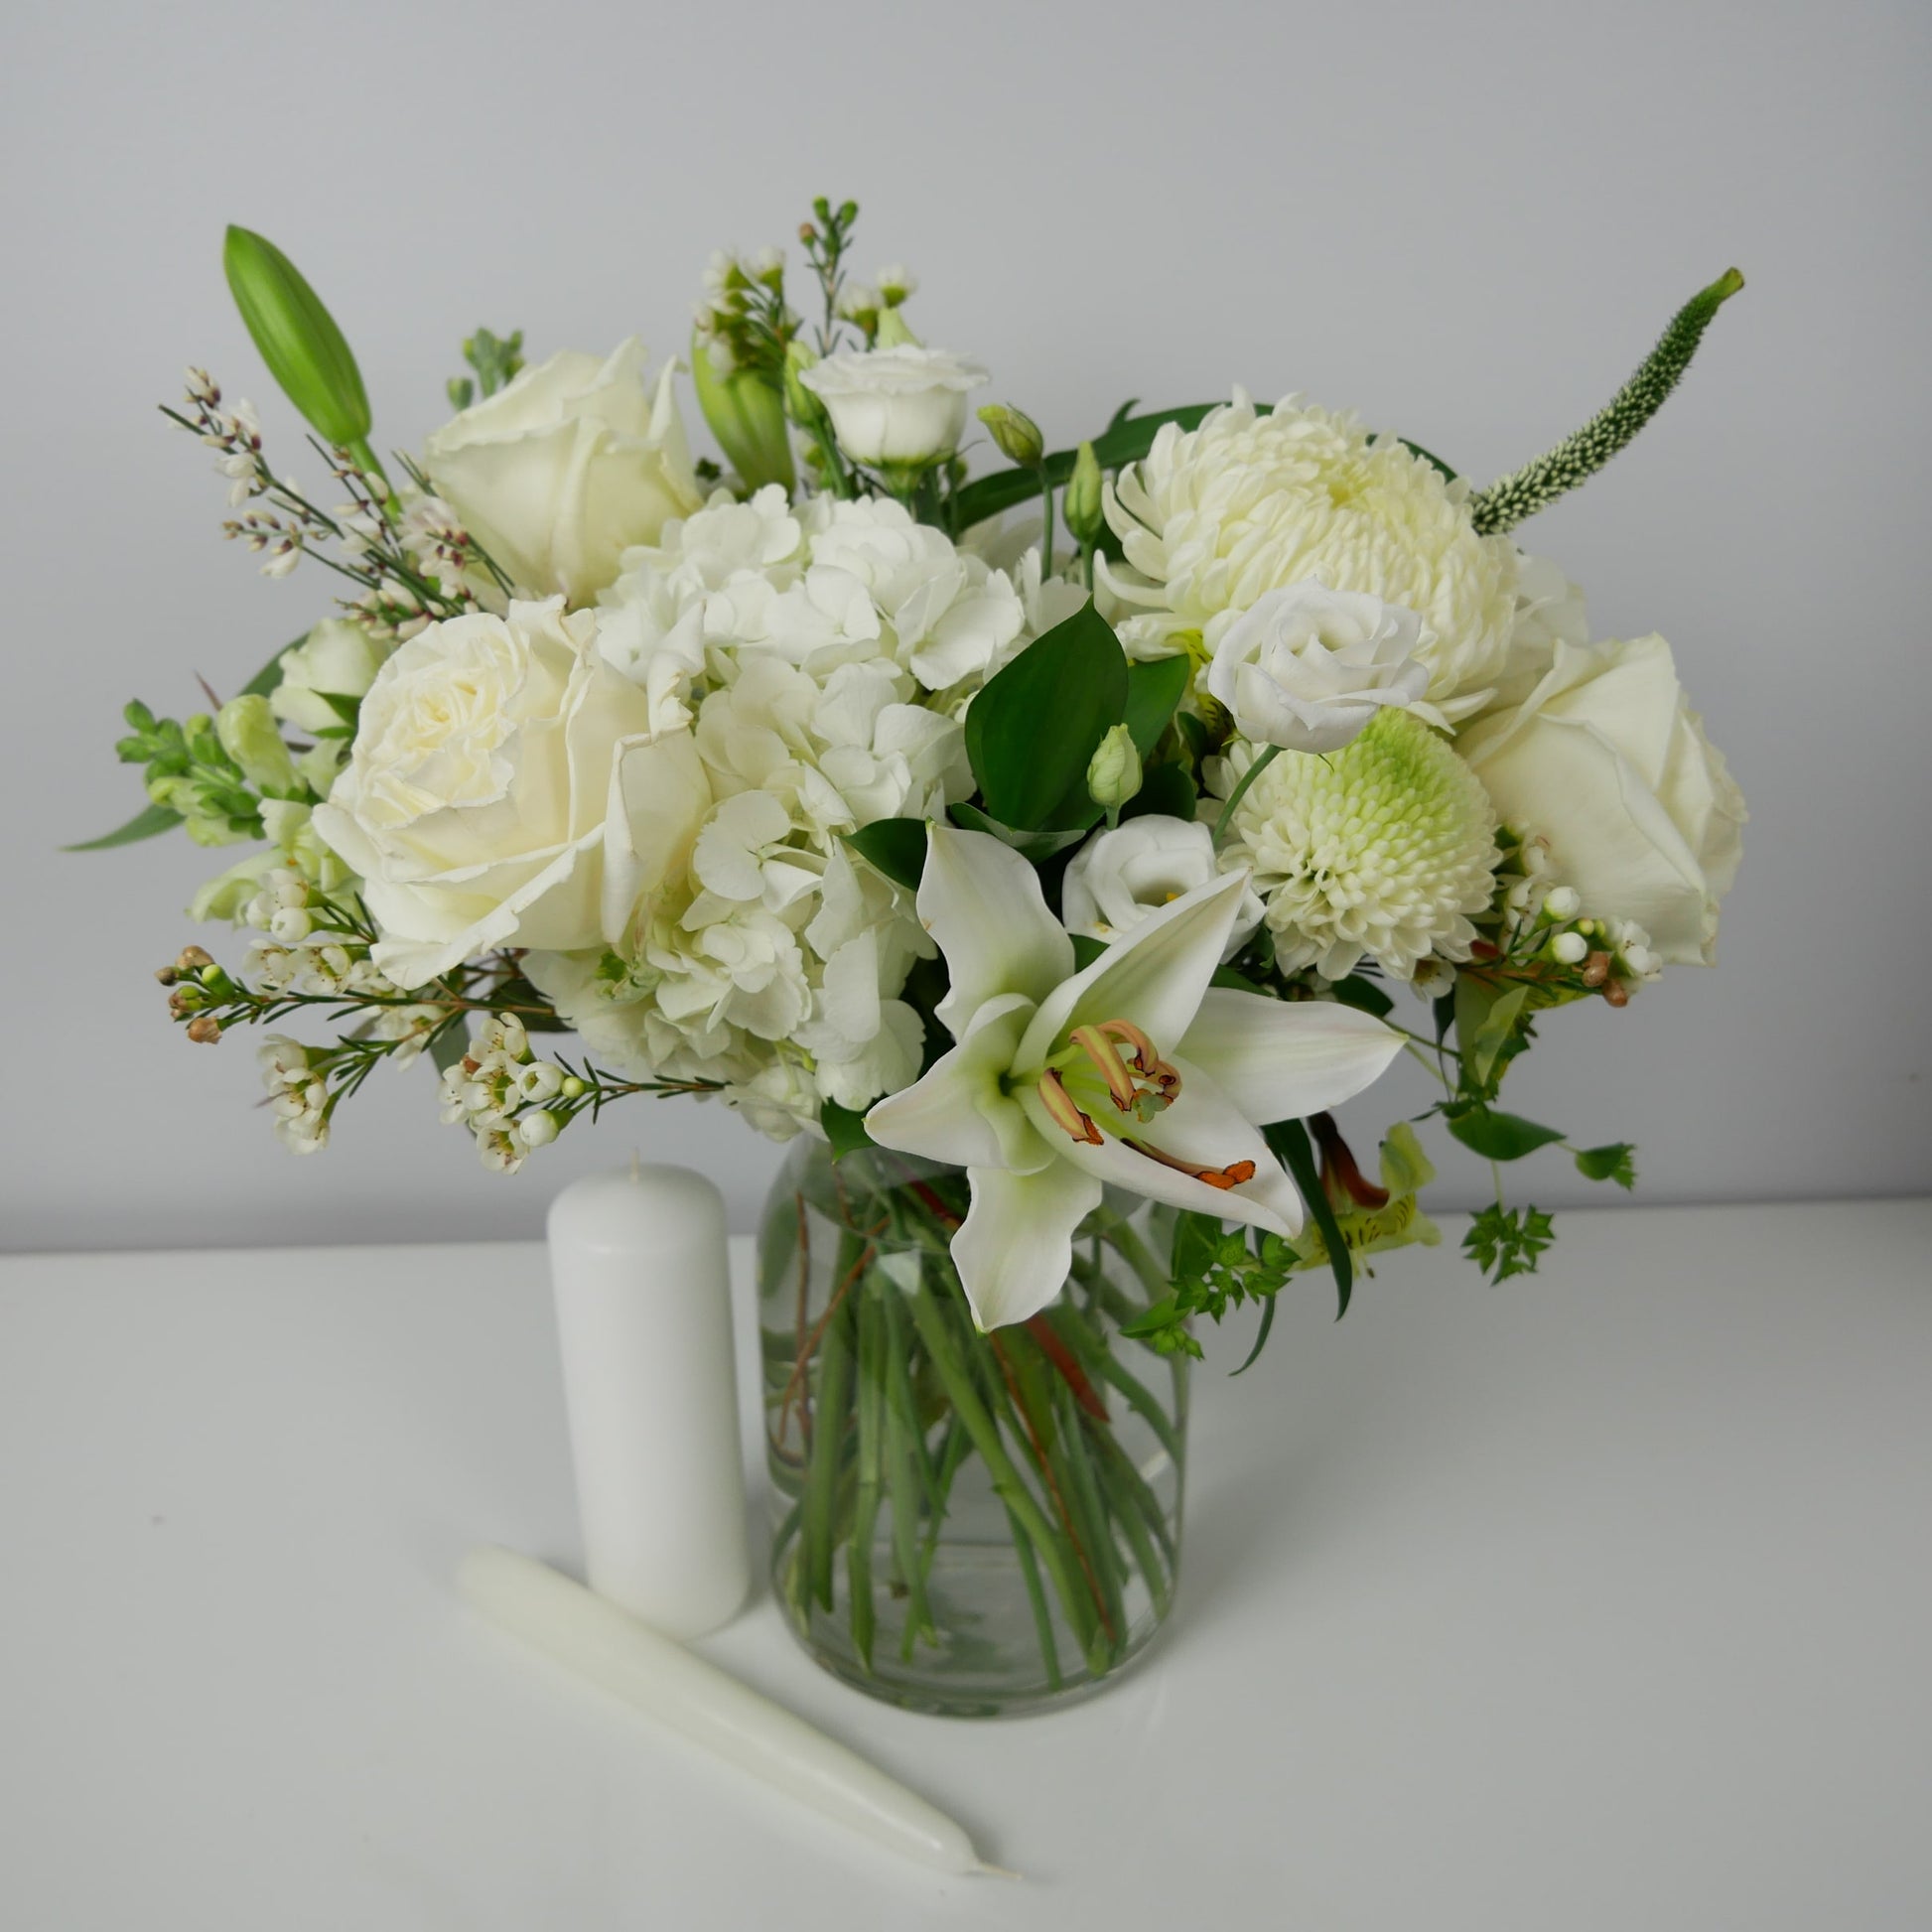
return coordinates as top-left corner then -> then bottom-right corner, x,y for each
1006,1499 -> 1064,1692
846,1285 -> 887,1669
803,1277 -> 857,1612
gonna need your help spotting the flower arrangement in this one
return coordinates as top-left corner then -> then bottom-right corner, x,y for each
83,203 -> 1745,1708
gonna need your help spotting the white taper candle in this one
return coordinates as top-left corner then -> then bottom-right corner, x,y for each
547,1165 -> 749,1639
459,1547 -> 998,1875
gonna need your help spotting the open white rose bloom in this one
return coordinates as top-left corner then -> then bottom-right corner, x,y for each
101,207 -> 1749,1709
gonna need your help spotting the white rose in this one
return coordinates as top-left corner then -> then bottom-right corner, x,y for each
422,340 -> 702,604
798,345 -> 987,467
1457,634 -> 1745,965
312,599 -> 668,987
1205,581 -> 1436,753
1061,816 -> 1264,961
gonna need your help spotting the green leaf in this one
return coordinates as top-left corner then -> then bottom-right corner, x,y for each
962,601 -> 1128,831
222,226 -> 371,448
1068,934 -> 1109,971
1120,760 -> 1196,823
1230,1295 -> 1277,1376
239,634 -> 310,699
1265,1119 -> 1354,1318
947,802 -> 1092,862
1456,977 -> 1531,1094
1446,1105 -> 1567,1163
1123,655 -> 1192,758
1574,1142 -> 1637,1190
1329,974 -> 1395,1019
1463,1203 -> 1557,1283
820,1101 -> 876,1160
64,800 -> 183,852
844,818 -> 928,892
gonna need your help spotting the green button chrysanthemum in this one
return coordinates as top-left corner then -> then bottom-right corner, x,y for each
1216,709 -> 1499,982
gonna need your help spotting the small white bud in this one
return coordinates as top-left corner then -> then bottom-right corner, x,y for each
269,905 -> 313,944
1550,930 -> 1588,965
515,1110 -> 561,1149
1543,886 -> 1581,920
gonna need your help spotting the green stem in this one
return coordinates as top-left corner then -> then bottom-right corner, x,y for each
846,1285 -> 887,1670
1212,743 -> 1282,851
905,1278 -> 1097,1653
1037,466 -> 1054,577
1091,1428 -> 1171,1619
1049,1376 -> 1128,1661
1005,1501 -> 1063,1691
803,1280 -> 857,1613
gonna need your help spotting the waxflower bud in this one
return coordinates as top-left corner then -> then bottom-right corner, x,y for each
1064,440 -> 1105,546
689,328 -> 796,492
215,694 -> 300,798
185,1015 -> 223,1044
176,946 -> 215,973
978,403 -> 1044,470
1086,723 -> 1143,815
222,226 -> 371,449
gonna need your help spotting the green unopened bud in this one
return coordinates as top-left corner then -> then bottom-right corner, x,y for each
977,403 -> 1044,471
783,342 -> 827,429
873,307 -> 919,349
215,694 -> 299,798
1064,440 -> 1105,546
1086,723 -> 1143,817
689,328 -> 796,492
222,226 -> 371,449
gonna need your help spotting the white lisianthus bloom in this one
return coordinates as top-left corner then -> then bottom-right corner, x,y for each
798,345 -> 988,468
1457,635 -> 1745,965
1204,581 -> 1437,753
865,827 -> 1403,1329
422,340 -> 703,604
1101,392 -> 1520,710
312,599 -> 664,987
269,619 -> 390,734
1061,817 -> 1263,960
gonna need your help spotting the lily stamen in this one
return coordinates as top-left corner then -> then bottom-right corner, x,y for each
1065,1025 -> 1139,1111
1036,1069 -> 1103,1146
1066,1018 -> 1183,1118
1122,1137 -> 1259,1191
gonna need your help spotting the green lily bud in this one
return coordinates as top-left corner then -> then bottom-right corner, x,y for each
873,307 -> 920,349
689,330 -> 796,493
783,341 -> 828,430
978,403 -> 1044,471
215,694 -> 300,798
222,226 -> 371,449
1086,723 -> 1143,817
1064,441 -> 1105,547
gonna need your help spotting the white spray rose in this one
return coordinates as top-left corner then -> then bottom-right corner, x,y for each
798,345 -> 987,468
1205,581 -> 1436,753
1457,634 -> 1745,965
1061,816 -> 1264,960
422,340 -> 702,604
312,599 -> 667,987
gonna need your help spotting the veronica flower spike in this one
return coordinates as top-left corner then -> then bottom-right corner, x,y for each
865,826 -> 1404,1329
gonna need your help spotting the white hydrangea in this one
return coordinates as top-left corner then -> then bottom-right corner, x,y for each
516,489 -> 1051,1139
1100,392 -> 1521,711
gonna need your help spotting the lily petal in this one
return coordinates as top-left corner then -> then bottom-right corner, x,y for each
1017,870 -> 1248,1072
1019,1058 -> 1305,1239
952,1163 -> 1104,1329
921,826 -> 1076,1040
865,991 -> 1050,1174
1179,988 -> 1404,1124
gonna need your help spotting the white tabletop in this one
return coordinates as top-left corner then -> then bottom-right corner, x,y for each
3,1200 -> 1929,1930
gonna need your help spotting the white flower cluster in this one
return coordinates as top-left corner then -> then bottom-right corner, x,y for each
511,487 -> 1039,1136
259,1036 -> 331,1155
437,1014 -> 575,1173
1493,838 -> 1664,994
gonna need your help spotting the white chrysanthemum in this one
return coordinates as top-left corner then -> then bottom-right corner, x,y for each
1101,392 -> 1521,710
1216,709 -> 1499,981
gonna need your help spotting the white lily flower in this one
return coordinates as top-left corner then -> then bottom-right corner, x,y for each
864,827 -> 1404,1330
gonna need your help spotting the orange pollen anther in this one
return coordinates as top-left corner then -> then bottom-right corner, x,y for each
1035,1069 -> 1103,1146
1122,1138 -> 1258,1191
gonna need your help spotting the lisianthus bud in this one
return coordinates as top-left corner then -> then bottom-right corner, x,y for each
1086,723 -> 1143,815
689,328 -> 796,492
215,694 -> 300,798
978,403 -> 1044,470
222,226 -> 371,449
873,307 -> 919,349
783,342 -> 827,430
1064,440 -> 1104,546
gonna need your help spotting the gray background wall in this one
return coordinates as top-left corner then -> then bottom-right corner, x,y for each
3,0 -> 1927,1252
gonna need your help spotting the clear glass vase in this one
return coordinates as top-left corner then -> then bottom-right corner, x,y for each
759,1138 -> 1187,1718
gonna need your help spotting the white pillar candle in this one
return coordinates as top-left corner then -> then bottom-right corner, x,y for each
459,1547 -> 1000,1876
547,1165 -> 750,1640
